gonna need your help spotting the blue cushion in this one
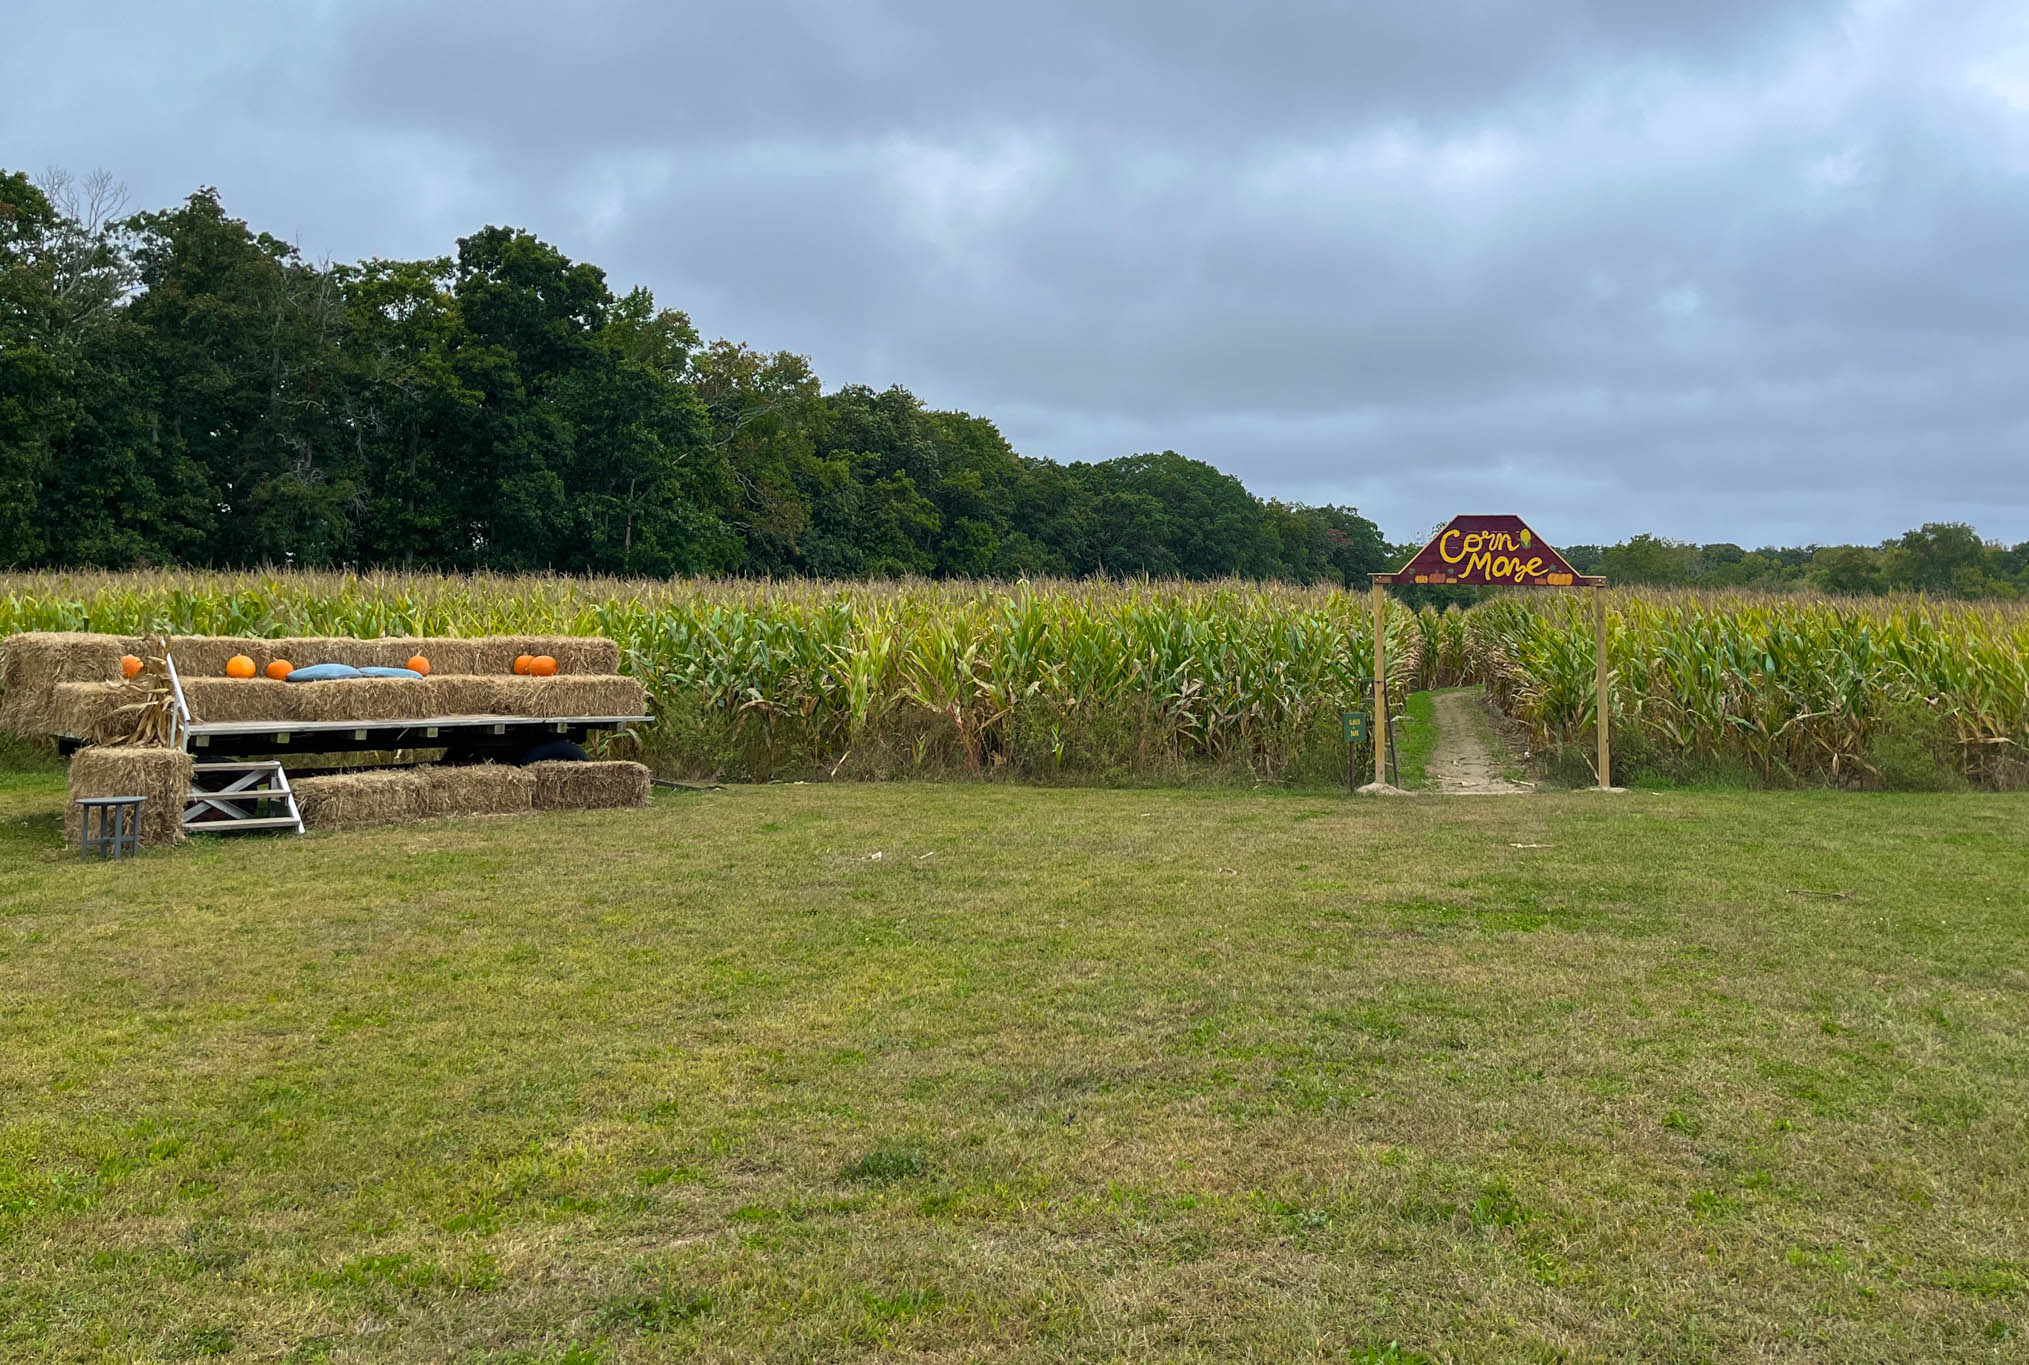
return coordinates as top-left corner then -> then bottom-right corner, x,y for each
358,666 -> 424,680
284,663 -> 364,683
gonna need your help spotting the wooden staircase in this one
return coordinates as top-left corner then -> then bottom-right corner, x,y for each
183,761 -> 305,836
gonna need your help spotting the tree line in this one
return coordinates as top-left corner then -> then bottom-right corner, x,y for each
1559,527 -> 2029,601
0,172 -> 1386,583
3,171 -> 2023,596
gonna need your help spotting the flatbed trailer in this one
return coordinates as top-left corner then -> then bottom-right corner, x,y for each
28,633 -> 657,841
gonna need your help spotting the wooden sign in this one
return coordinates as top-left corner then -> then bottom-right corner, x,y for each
1364,514 -> 1615,791
1376,514 -> 1599,587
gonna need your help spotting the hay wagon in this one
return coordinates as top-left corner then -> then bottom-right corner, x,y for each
2,632 -> 656,845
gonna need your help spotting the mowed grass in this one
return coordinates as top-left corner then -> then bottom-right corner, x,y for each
1,772 -> 2026,1363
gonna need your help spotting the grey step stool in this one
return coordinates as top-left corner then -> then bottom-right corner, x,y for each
75,795 -> 146,861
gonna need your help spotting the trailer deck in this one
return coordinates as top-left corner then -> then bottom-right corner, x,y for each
57,713 -> 651,759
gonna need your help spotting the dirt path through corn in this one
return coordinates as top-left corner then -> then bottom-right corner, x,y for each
1429,689 -> 1531,795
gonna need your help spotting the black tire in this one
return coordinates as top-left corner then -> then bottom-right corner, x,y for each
515,737 -> 589,766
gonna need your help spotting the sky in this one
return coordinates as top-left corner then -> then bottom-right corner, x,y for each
8,0 -> 2029,548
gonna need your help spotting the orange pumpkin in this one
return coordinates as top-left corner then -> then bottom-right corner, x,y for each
529,655 -> 559,678
512,654 -> 534,676
225,655 -> 257,679
266,659 -> 294,681
120,654 -> 143,679
407,654 -> 431,677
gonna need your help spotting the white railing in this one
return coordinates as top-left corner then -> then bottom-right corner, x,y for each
164,651 -> 193,749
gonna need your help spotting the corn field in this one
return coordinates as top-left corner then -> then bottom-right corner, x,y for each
1455,590 -> 2029,788
0,572 -> 1423,781
2,571 -> 2022,787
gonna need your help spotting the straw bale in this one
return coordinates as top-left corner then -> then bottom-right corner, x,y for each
50,682 -> 124,738
499,675 -> 647,718
178,677 -> 439,724
294,769 -> 429,831
422,676 -> 511,716
1,632 -> 139,732
412,675 -> 644,718
528,760 -> 651,811
176,677 -> 295,723
419,763 -> 534,818
66,673 -> 179,746
283,678 -> 439,723
538,636 -> 622,675
157,636 -> 281,678
64,746 -> 194,848
295,764 -> 537,830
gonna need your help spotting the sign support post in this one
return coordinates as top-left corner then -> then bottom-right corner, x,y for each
1594,584 -> 1611,791
1371,580 -> 1387,787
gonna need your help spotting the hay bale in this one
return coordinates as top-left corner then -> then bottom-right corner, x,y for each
528,760 -> 651,811
1,633 -> 138,733
419,763 -> 534,817
295,764 -> 536,830
504,676 -> 647,718
176,677 -> 295,723
421,676 -> 511,716
280,678 -> 439,724
50,682 -> 123,737
64,746 -> 195,848
179,677 -> 443,725
293,769 -> 429,831
420,675 -> 644,719
537,636 -> 622,675
402,637 -> 621,677
156,636 -> 281,679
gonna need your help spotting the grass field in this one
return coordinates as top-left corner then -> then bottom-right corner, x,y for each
3,764 -> 2027,1362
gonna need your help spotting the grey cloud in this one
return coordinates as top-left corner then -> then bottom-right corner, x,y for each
4,0 -> 2026,544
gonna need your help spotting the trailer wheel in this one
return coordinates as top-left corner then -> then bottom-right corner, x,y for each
516,737 -> 589,766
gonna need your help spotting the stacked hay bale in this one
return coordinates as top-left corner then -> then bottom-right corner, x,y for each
294,761 -> 649,832
62,746 -> 196,848
0,633 -> 138,735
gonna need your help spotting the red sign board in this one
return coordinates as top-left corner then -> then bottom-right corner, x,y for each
1376,514 -> 1596,587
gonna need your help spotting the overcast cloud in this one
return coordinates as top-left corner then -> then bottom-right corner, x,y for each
8,0 -> 2028,546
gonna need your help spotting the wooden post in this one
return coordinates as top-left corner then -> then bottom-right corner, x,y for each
1594,583 -> 1611,790
1371,580 -> 1388,787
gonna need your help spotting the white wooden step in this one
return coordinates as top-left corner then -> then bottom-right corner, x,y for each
183,760 -> 304,836
186,815 -> 304,831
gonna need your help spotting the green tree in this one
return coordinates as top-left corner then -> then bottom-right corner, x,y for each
1883,523 -> 1993,596
1808,545 -> 1885,596
1600,533 -> 1698,586
124,188 -> 357,565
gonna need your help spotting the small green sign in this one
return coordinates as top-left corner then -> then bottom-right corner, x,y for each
1341,710 -> 1369,744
